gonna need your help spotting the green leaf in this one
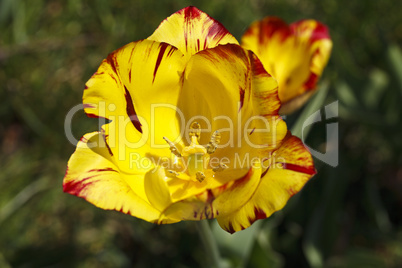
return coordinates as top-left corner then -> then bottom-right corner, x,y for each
212,220 -> 263,267
363,69 -> 388,109
387,44 -> 402,93
291,81 -> 330,139
335,80 -> 359,108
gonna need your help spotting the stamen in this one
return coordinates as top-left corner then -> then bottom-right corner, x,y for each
195,171 -> 205,182
167,170 -> 179,176
189,122 -> 201,142
212,163 -> 228,172
206,131 -> 221,154
167,170 -> 188,180
163,137 -> 182,157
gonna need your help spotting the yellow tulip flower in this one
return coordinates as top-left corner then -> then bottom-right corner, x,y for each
63,7 -> 316,233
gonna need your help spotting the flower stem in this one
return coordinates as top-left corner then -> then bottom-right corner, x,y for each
196,220 -> 223,268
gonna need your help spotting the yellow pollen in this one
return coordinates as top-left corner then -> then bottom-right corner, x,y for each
189,122 -> 201,142
206,131 -> 221,154
212,163 -> 228,172
195,172 -> 205,182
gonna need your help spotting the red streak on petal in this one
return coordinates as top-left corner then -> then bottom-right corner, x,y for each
280,162 -> 316,175
108,73 -> 119,85
168,47 -> 175,57
206,20 -> 230,44
106,54 -> 119,75
291,20 -> 330,43
182,6 -> 202,51
253,207 -> 267,220
104,138 -> 114,157
214,182 -> 229,193
260,167 -> 269,178
182,6 -> 202,20
304,73 -> 318,90
227,222 -> 236,234
206,189 -> 215,203
202,44 -> 246,64
239,86 -> 245,111
251,54 -> 271,77
245,207 -> 267,227
229,166 -> 255,190
83,104 -> 95,109
63,176 -> 98,195
86,113 -> 107,120
153,43 -> 169,83
287,187 -> 298,197
255,17 -> 291,44
202,203 -> 215,219
100,132 -> 114,157
311,23 -> 330,42
88,168 -> 117,173
124,86 -> 142,133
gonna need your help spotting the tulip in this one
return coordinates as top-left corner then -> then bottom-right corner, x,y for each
64,7 -> 316,233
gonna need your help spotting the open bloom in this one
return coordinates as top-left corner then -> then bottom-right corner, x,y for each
242,17 -> 332,114
63,6 -> 316,233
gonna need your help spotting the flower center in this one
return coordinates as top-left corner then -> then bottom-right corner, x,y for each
163,122 -> 227,183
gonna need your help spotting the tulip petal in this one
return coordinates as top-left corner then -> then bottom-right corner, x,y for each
148,6 -> 238,61
144,167 -> 173,212
158,161 -> 261,223
290,19 -> 332,81
241,17 -> 332,113
83,40 -> 187,170
217,134 -> 316,233
166,168 -> 249,203
179,44 -> 250,151
247,55 -> 288,152
63,132 -> 165,222
179,44 -> 287,163
183,46 -> 287,176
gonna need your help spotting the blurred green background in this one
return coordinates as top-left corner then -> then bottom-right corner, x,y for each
1,0 -> 401,267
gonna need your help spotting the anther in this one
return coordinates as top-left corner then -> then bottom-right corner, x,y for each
167,170 -> 189,180
212,163 -> 228,172
206,131 -> 221,154
195,171 -> 205,182
189,122 -> 201,141
163,137 -> 182,157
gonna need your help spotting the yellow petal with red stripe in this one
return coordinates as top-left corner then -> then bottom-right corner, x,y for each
179,44 -> 251,155
148,6 -> 238,61
83,40 -> 186,172
247,54 -> 288,153
290,20 -> 332,77
63,132 -> 177,223
241,17 -> 332,114
179,44 -> 287,167
217,134 -> 316,233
